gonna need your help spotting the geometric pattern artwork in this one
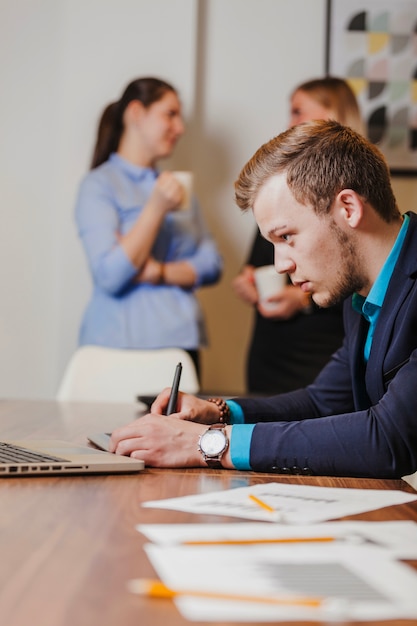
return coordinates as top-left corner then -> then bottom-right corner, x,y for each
326,0 -> 417,175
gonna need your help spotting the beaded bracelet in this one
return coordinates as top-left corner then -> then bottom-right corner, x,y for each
207,397 -> 231,424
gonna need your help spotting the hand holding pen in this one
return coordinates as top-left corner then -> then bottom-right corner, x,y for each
166,362 -> 182,415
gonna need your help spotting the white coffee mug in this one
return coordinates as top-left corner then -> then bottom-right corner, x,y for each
172,171 -> 193,210
254,265 -> 286,307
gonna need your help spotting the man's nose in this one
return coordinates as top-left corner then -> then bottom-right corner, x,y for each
274,252 -> 294,275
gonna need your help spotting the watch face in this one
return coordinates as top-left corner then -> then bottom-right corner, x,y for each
200,429 -> 227,457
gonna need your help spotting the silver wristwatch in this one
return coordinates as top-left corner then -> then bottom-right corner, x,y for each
198,424 -> 229,468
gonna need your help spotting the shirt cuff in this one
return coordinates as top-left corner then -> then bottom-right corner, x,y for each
229,424 -> 255,470
226,400 -> 245,424
97,244 -> 138,293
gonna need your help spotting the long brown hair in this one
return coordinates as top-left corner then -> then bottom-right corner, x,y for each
90,77 -> 177,169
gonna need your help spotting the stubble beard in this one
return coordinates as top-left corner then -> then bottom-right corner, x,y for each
320,220 -> 365,308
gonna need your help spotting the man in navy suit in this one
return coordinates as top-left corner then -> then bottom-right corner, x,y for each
110,120 -> 417,479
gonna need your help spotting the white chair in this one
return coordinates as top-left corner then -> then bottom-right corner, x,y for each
56,346 -> 200,403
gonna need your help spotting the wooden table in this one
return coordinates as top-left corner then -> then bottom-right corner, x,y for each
1,398 -> 416,626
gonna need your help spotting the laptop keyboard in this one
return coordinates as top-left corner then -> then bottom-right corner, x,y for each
0,442 -> 66,464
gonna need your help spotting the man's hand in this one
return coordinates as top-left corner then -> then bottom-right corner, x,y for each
109,415 -> 208,468
108,390 -> 235,468
151,389 -> 222,424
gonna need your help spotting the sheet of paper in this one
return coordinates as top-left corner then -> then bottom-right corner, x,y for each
142,542 -> 417,622
403,471 -> 417,491
137,520 -> 417,559
142,481 -> 417,523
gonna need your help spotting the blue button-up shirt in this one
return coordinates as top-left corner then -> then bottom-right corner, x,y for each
75,153 -> 222,349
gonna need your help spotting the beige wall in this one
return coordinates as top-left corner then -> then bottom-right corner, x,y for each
1,0 -> 416,399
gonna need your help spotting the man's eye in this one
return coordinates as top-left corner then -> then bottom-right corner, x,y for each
281,234 -> 290,241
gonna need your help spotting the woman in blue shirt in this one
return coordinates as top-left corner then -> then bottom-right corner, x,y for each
75,77 -> 223,376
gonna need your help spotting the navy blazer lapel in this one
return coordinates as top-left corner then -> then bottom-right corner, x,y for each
352,314 -> 371,409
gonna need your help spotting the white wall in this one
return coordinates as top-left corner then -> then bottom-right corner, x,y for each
193,0 -> 329,392
1,0 -> 416,399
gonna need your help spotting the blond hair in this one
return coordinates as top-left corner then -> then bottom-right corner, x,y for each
235,120 -> 399,222
292,77 -> 365,135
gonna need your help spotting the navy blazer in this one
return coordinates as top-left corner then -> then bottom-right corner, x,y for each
234,211 -> 417,478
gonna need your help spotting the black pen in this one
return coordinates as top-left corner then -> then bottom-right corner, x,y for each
166,362 -> 182,415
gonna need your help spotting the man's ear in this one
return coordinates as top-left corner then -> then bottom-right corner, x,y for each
333,189 -> 364,229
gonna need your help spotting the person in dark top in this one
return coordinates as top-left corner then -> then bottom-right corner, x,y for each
244,231 -> 344,392
232,77 -> 364,393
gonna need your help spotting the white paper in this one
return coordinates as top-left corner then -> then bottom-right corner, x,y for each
142,481 -> 417,524
142,542 -> 417,622
137,520 -> 417,559
403,471 -> 417,491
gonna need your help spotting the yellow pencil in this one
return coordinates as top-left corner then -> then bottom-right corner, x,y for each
128,578 -> 324,607
248,493 -> 277,513
183,536 -> 336,546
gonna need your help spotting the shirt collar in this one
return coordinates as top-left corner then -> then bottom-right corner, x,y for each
352,213 -> 410,317
109,152 -> 158,183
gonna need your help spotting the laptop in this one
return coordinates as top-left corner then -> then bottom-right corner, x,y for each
88,432 -> 112,451
0,438 -> 144,476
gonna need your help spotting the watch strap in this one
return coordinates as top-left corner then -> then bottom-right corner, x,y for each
205,459 -> 224,469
